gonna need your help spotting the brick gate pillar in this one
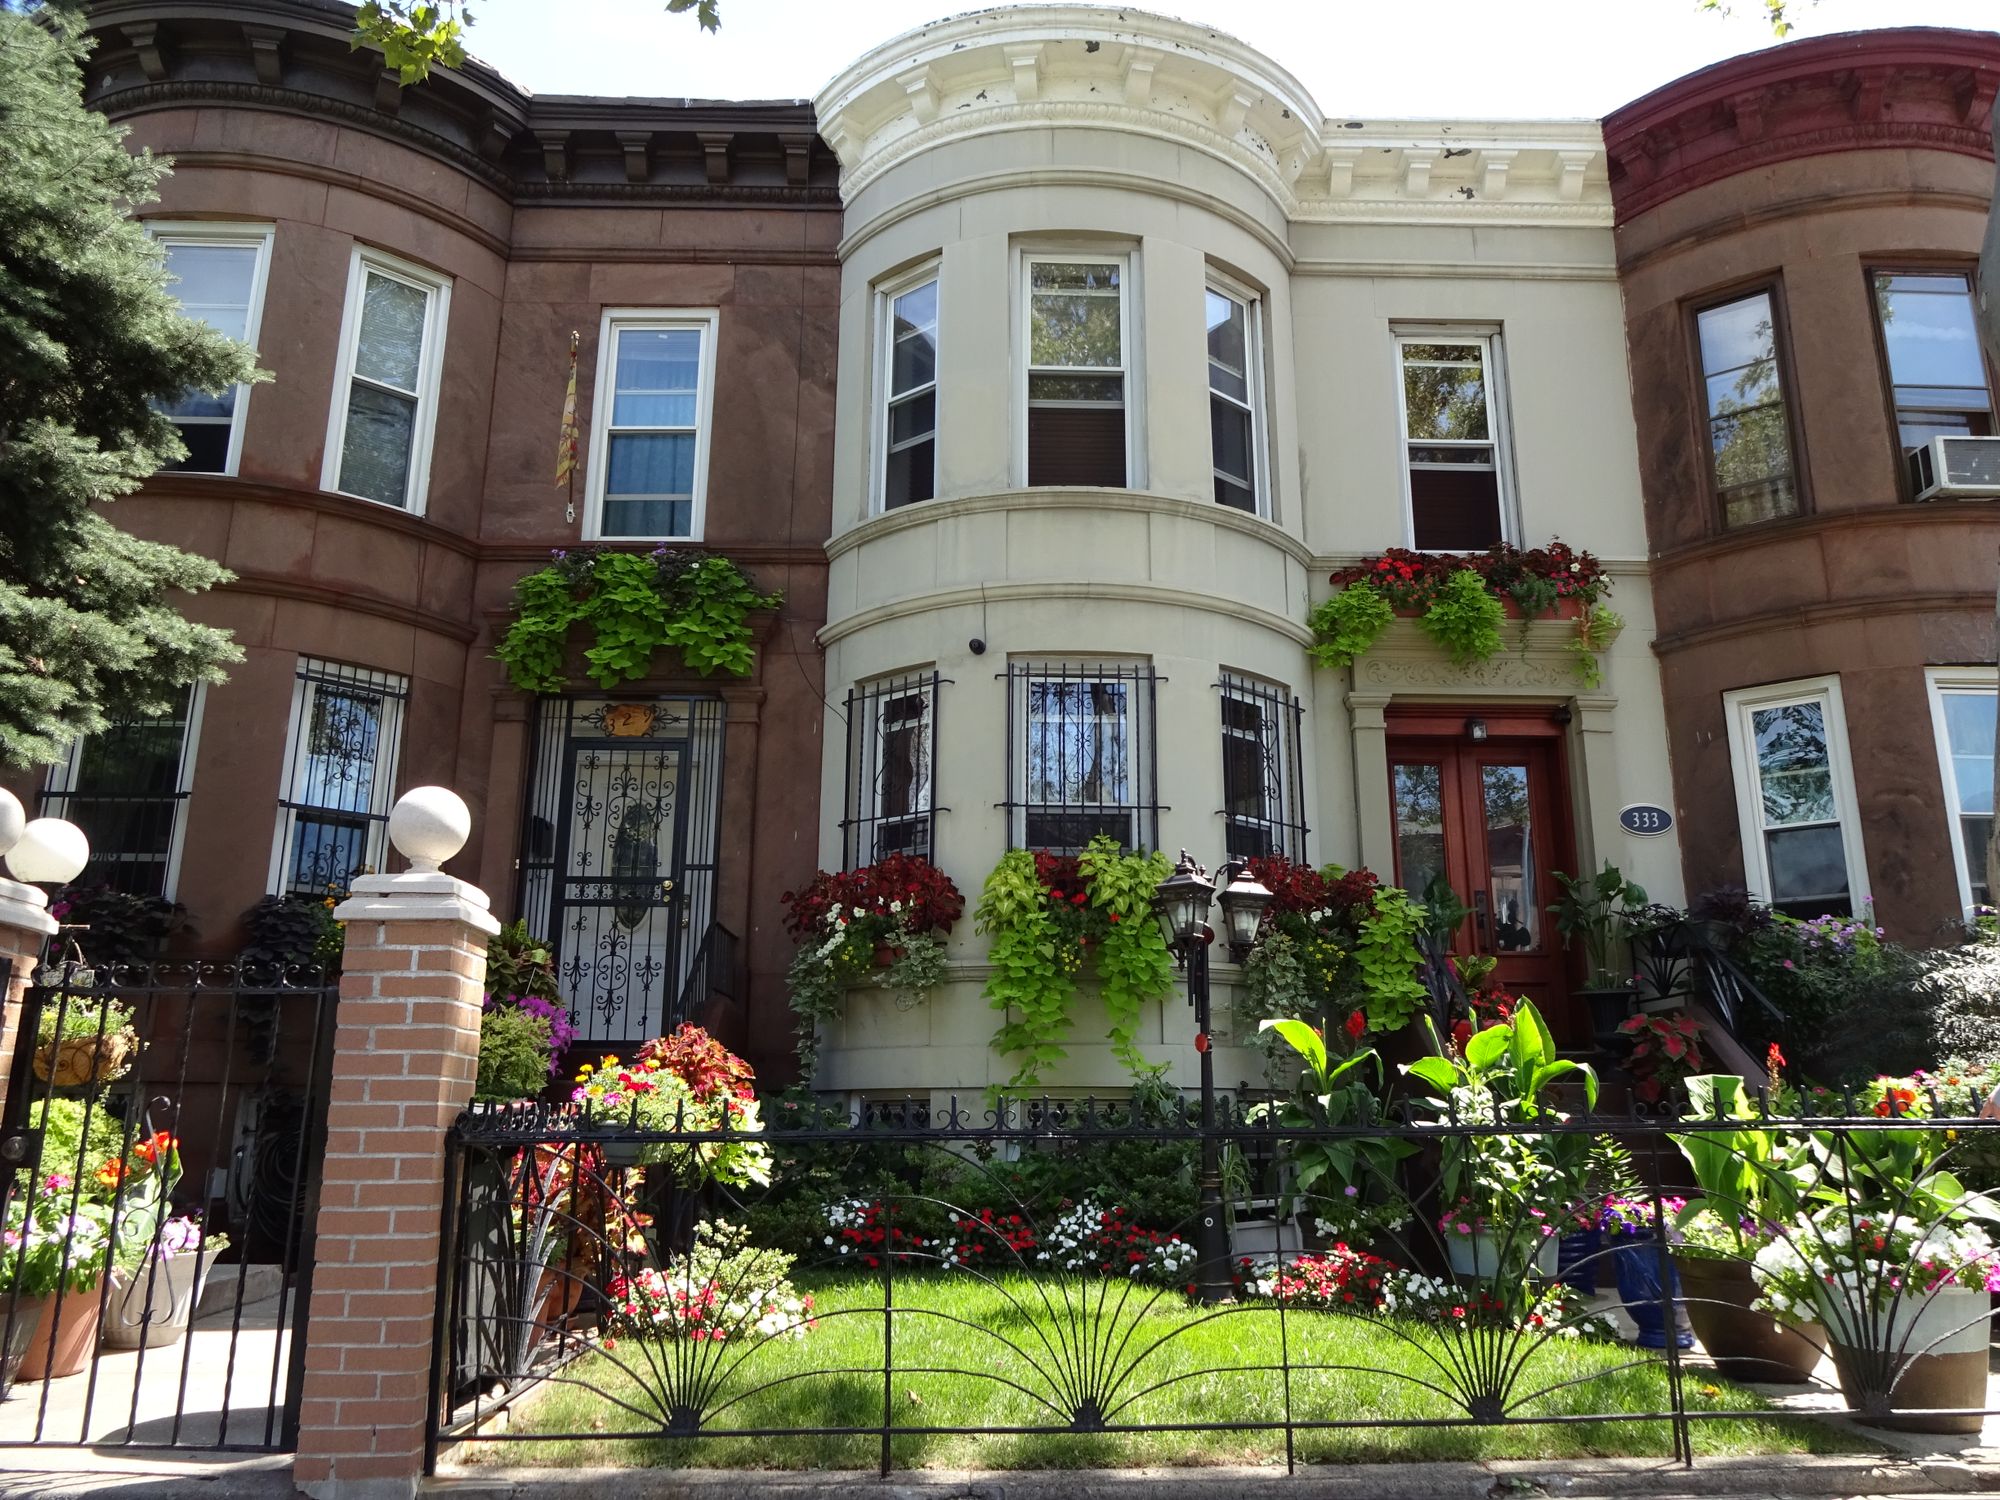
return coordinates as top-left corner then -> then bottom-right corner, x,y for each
0,792 -> 74,1123
295,787 -> 499,1500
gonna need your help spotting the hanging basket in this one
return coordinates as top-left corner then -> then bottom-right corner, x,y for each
33,1027 -> 139,1089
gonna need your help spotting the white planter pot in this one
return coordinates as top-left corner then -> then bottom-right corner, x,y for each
1229,1217 -> 1302,1260
1447,1229 -> 1559,1279
1816,1278 -> 1988,1358
102,1256 -> 212,1350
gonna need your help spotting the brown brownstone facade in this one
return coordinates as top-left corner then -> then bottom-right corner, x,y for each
23,0 -> 840,1072
1605,28 -> 2000,944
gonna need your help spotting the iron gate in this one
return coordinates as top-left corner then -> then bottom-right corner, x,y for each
0,958 -> 335,1451
518,696 -> 725,1047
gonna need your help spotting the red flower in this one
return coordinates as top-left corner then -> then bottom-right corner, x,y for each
1766,1042 -> 1786,1076
1344,1009 -> 1367,1040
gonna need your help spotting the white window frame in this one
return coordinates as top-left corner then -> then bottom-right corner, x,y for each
147,222 -> 275,478
267,659 -> 409,896
1392,327 -> 1517,549
583,307 -> 720,542
43,684 -> 206,901
1016,248 -> 1144,491
1925,666 -> 1998,917
872,264 -> 940,515
1218,670 -> 1300,860
847,670 -> 937,867
1009,658 -> 1155,853
1723,675 -> 1870,916
1205,273 -> 1268,519
320,245 -> 451,516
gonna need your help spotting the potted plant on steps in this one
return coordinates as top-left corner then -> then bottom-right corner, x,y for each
2,1187 -> 112,1381
1752,1079 -> 1999,1432
1668,1073 -> 1825,1382
1550,863 -> 1648,1054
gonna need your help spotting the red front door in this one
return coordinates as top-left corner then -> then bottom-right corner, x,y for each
1387,715 -> 1576,1039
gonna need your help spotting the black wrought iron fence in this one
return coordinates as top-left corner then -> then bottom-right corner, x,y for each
0,959 -> 336,1451
431,1085 -> 2000,1476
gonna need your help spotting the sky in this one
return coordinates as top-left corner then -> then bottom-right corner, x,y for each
460,0 -> 2000,118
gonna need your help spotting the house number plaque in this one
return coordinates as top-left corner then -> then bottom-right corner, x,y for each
1618,803 -> 1674,836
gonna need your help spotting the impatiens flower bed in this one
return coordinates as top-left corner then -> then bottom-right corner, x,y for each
1034,1200 -> 1198,1285
1754,1207 -> 2000,1325
605,1266 -> 814,1344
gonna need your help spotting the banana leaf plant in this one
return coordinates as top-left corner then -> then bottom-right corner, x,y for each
1255,1018 -> 1418,1220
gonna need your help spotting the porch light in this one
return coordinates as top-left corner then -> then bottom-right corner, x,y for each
1214,861 -> 1274,960
5,817 -> 89,887
1150,850 -> 1214,957
1465,717 -> 1488,742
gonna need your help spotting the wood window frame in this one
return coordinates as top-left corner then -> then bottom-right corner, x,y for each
1016,247 -> 1144,491
1683,275 -> 1811,533
1722,675 -> 1870,917
583,307 -> 721,543
1864,260 -> 2000,500
320,245 -> 451,516
1390,326 -> 1518,550
1924,666 -> 1997,918
146,222 -> 275,479
871,262 -> 941,516
1205,270 -> 1269,519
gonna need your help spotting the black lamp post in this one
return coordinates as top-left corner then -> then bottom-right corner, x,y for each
1151,850 -> 1273,1304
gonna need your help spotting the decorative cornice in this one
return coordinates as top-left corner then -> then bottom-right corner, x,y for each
818,580 -> 1314,651
224,571 -> 479,644
1604,27 -> 2000,223
1348,618 -> 1630,696
1651,589 -> 1997,657
1647,497 -> 2000,573
138,474 -> 482,557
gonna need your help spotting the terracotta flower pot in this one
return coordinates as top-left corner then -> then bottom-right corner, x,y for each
872,944 -> 905,969
13,1279 -> 105,1381
1673,1252 -> 1824,1382
34,1028 -> 138,1089
1822,1285 -> 1989,1433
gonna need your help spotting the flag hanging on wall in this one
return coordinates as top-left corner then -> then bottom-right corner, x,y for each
556,328 -> 580,523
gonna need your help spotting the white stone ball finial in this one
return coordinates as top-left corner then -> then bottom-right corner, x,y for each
0,789 -> 24,860
388,786 -> 471,874
6,817 -> 89,886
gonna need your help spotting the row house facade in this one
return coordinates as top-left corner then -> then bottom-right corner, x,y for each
21,2 -> 2000,1094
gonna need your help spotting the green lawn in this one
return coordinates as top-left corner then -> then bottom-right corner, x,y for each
456,1271 -> 1874,1469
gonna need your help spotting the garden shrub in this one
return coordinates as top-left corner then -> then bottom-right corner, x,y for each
1927,929 -> 2000,1064
1735,912 -> 1933,1085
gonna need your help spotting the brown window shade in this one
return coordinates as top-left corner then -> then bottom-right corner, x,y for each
1029,406 -> 1126,487
1410,468 -> 1502,550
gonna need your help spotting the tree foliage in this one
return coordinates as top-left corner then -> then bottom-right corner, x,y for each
354,0 -> 721,85
0,8 -> 259,769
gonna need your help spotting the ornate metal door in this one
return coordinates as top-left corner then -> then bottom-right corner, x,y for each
519,698 -> 724,1046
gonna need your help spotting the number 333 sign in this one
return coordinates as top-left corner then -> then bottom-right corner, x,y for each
1619,803 -> 1674,836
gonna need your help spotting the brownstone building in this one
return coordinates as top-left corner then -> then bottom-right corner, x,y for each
25,0 -> 840,1065
1606,28 -> 2000,944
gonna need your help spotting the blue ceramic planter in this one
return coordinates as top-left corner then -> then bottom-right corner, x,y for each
1556,1229 -> 1601,1295
1611,1238 -> 1693,1349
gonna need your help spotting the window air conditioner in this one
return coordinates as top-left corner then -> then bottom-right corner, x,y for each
1908,436 -> 2000,502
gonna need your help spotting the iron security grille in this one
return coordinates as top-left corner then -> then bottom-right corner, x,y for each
41,685 -> 198,899
839,671 -> 947,869
274,660 -> 407,896
1218,673 -> 1308,862
517,696 -> 725,1046
1000,661 -> 1162,853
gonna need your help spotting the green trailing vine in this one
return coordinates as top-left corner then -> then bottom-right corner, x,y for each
1305,582 -> 1395,670
1080,840 -> 1174,1079
976,838 -> 1176,1092
496,546 -> 782,694
1567,603 -> 1625,689
1418,566 -> 1505,668
976,851 -> 1073,1089
1352,886 -> 1429,1033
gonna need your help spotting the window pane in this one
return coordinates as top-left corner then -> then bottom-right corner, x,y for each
602,497 -> 690,537
891,282 -> 937,395
1765,824 -> 1850,911
1030,263 -> 1121,369
353,272 -> 429,392
1206,290 -> 1249,403
1403,352 -> 1490,442
167,422 -> 234,474
162,386 -> 235,421
161,243 -> 256,338
889,390 -> 935,447
613,328 -> 701,426
1212,396 -> 1253,488
1943,692 -> 1996,816
885,437 -> 935,510
57,690 -> 192,898
288,814 -> 369,894
878,693 -> 930,821
1751,701 -> 1835,826
606,432 -> 694,499
1696,296 -> 1778,394
301,688 -> 384,815
1710,405 -> 1795,491
1875,272 -> 1987,391
1027,681 -> 1129,807
1963,817 -> 1993,906
1029,373 -> 1123,404
1393,762 -> 1446,897
1411,467 -> 1502,550
338,383 -> 417,506
1408,444 -> 1495,467
1482,763 -> 1539,951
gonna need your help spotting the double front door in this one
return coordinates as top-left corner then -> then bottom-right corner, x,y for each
1387,717 -> 1574,1030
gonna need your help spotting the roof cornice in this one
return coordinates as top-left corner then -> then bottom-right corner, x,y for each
1603,26 -> 2000,222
